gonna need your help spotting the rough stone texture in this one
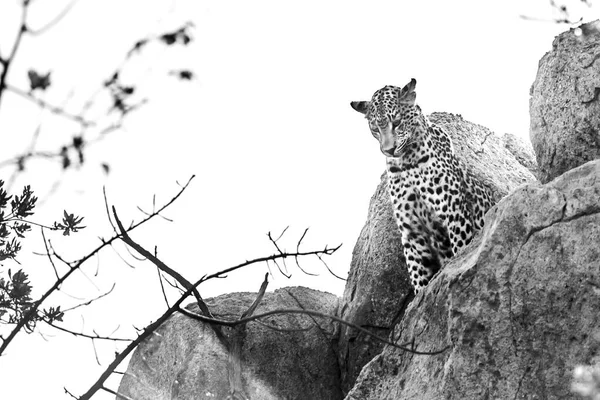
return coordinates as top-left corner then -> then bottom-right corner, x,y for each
502,132 -> 540,179
530,20 -> 600,184
118,287 -> 342,400
429,112 -> 536,201
346,159 -> 600,400
337,112 -> 537,394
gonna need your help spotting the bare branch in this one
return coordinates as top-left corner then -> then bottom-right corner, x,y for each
43,318 -> 131,342
241,273 -> 268,319
316,252 -> 346,281
4,84 -> 95,126
64,388 -> 78,399
27,0 -> 79,36
273,226 -> 289,242
91,337 -> 100,365
102,386 -> 135,400
41,228 -> 59,279
179,307 -> 449,356
60,283 -> 116,313
161,273 -> 185,293
157,267 -> 170,308
102,186 -> 117,234
77,233 -> 339,399
112,205 -> 226,344
254,319 -> 313,333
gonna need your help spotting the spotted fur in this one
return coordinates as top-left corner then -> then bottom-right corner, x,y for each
351,79 -> 493,293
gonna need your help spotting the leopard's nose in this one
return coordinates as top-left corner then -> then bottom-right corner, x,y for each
382,147 -> 396,156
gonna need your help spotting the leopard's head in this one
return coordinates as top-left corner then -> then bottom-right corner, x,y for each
351,78 -> 421,158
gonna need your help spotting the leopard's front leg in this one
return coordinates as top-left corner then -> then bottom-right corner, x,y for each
389,185 -> 451,293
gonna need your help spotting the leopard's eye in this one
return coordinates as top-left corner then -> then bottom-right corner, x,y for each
392,119 -> 401,129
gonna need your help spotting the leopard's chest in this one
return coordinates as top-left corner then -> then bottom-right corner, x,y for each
387,160 -> 458,215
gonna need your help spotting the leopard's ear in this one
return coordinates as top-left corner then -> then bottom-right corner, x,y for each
350,101 -> 370,115
398,78 -> 417,105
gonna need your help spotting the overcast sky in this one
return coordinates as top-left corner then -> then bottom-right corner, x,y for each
0,0 -> 595,398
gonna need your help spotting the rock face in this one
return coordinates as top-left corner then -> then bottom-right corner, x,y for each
336,112 -> 537,394
502,132 -> 540,179
346,159 -> 600,400
118,287 -> 342,400
530,21 -> 600,184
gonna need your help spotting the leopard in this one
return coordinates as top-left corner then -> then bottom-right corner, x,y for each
351,78 -> 493,294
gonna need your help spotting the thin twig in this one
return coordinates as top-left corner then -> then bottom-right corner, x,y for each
43,318 -> 131,342
41,228 -> 59,279
27,0 -> 79,36
60,283 -> 116,313
5,84 -> 94,126
179,307 -> 450,356
316,253 -> 346,281
102,386 -> 135,400
254,319 -> 313,333
157,267 -> 170,308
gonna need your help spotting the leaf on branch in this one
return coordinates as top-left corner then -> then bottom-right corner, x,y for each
60,146 -> 71,169
127,38 -> 149,58
27,69 -> 52,91
8,269 -> 32,303
0,238 -> 22,261
159,33 -> 177,45
12,222 -> 31,238
0,223 -> 9,239
101,163 -> 110,175
0,181 -> 10,211
106,77 -> 137,116
72,136 -> 84,149
169,70 -> 194,80
42,306 -> 64,323
104,72 -> 119,88
53,210 -> 85,236
11,185 -> 37,218
159,23 -> 194,46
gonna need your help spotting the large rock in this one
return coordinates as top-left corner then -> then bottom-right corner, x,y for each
530,21 -> 600,184
346,159 -> 600,400
337,112 -> 537,394
118,287 -> 342,400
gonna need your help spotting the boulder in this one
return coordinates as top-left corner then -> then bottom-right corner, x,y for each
117,287 -> 342,400
530,21 -> 600,184
346,159 -> 600,400
337,112 -> 537,393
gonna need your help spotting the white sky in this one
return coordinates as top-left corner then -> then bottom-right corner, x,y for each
0,0 -> 596,398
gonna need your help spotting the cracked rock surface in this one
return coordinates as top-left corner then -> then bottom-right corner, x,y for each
337,112 -> 537,394
117,287 -> 342,400
530,20 -> 600,184
345,159 -> 600,400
